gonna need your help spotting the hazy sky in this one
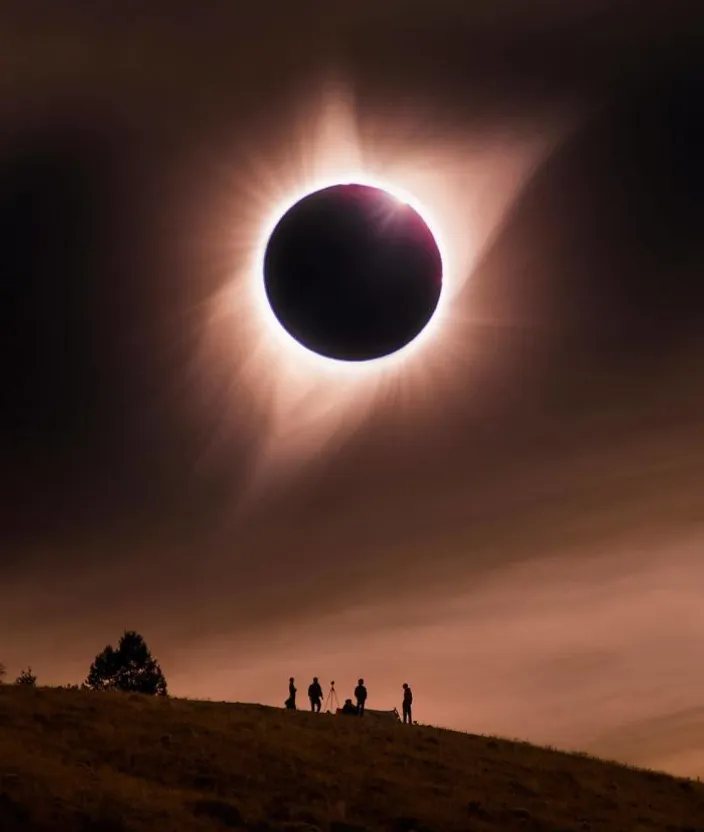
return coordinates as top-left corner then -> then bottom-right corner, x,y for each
2,1 -> 704,778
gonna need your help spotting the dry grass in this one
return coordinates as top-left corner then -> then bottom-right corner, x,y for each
0,685 -> 703,831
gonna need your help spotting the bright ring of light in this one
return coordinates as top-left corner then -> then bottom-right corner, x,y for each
251,171 -> 452,376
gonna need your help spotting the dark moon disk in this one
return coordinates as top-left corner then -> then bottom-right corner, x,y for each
263,184 -> 443,361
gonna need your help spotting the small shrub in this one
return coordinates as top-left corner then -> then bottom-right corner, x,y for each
15,667 -> 37,686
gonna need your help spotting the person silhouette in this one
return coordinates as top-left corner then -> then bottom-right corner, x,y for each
402,682 -> 413,724
285,676 -> 297,710
341,698 -> 359,715
308,677 -> 323,712
354,678 -> 368,716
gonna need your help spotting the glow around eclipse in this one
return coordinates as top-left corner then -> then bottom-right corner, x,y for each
193,80 -> 556,494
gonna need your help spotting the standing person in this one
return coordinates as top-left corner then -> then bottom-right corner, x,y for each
402,682 -> 413,724
308,677 -> 323,712
354,678 -> 368,716
285,677 -> 297,710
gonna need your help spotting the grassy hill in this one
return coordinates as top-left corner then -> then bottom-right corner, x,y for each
1,686 -> 703,832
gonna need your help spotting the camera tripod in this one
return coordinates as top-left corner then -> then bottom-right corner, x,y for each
323,681 -> 340,713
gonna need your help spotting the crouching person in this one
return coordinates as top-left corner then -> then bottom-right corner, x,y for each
340,698 -> 359,715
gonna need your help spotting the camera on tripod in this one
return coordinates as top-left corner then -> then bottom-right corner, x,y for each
324,680 -> 339,712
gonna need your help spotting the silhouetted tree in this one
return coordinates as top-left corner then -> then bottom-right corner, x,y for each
15,667 -> 37,686
85,631 -> 167,695
0,662 -> 6,683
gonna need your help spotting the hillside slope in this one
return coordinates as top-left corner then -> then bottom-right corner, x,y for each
0,686 -> 703,832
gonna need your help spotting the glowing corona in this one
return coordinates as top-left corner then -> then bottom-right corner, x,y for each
192,79 -> 554,499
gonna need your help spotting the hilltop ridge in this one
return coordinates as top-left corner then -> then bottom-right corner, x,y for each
0,685 -> 703,831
